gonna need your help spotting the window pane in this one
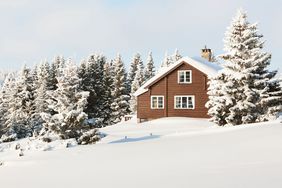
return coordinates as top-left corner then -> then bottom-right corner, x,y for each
188,97 -> 194,108
152,97 -> 157,108
175,97 -> 181,108
158,97 -> 163,108
179,72 -> 185,83
185,71 -> 191,82
182,97 -> 187,108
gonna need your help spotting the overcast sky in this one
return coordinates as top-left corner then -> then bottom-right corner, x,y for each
0,0 -> 281,71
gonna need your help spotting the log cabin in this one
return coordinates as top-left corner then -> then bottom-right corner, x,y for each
134,48 -> 222,123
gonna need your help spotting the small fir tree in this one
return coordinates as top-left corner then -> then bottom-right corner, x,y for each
111,54 -> 130,123
172,49 -> 182,62
127,53 -> 143,93
144,51 -> 156,82
130,63 -> 144,113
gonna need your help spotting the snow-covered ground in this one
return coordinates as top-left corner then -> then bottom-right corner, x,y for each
1,117 -> 282,188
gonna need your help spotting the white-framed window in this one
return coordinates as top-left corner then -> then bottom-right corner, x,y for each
151,96 -> 164,109
178,70 -> 192,84
174,95 -> 195,109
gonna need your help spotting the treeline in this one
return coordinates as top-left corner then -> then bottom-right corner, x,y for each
0,50 -> 182,144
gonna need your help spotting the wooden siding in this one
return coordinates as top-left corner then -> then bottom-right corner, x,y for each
137,62 -> 210,120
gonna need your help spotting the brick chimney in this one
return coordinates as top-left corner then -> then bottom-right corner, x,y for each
201,46 -> 212,61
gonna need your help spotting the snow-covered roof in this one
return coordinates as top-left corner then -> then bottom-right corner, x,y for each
134,56 -> 222,96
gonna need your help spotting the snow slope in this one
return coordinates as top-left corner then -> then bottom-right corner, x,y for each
1,117 -> 282,188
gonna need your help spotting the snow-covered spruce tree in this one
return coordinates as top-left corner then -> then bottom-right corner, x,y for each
217,9 -> 279,125
259,74 -> 282,120
144,51 -> 156,82
161,52 -> 172,68
111,54 -> 130,123
77,59 -> 89,91
102,61 -> 114,125
172,49 -> 182,62
32,64 -> 39,87
2,66 -> 36,140
49,56 -> 66,90
129,62 -> 144,113
78,54 -> 107,127
0,73 -> 17,141
41,59 -> 99,144
33,61 -> 52,135
160,50 -> 182,68
127,53 -> 143,93
206,72 -> 234,126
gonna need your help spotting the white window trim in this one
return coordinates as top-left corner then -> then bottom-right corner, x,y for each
151,95 -> 165,109
178,70 -> 192,84
174,95 -> 195,109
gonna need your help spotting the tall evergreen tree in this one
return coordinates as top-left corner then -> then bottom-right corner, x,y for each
130,63 -> 144,113
82,54 -> 106,127
208,9 -> 282,126
3,66 -> 36,139
49,56 -> 65,90
77,59 -> 89,92
127,53 -> 143,93
144,51 -> 156,82
32,61 -> 52,135
0,73 -> 16,141
102,61 -> 114,125
111,54 -> 130,123
41,59 -> 99,143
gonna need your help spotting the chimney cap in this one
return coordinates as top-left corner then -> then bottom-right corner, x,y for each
202,45 -> 211,52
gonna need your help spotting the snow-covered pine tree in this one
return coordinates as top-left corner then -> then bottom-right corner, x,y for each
259,73 -> 282,120
82,54 -> 107,127
49,56 -> 65,90
32,64 -> 39,87
172,49 -> 182,62
161,52 -> 172,68
161,50 -> 182,68
216,9 -> 279,125
33,61 -> 52,135
206,72 -> 234,126
0,70 -> 9,87
127,53 -> 143,93
129,62 -> 144,113
144,51 -> 156,82
2,66 -> 36,140
111,54 -> 130,123
41,59 -> 99,144
0,73 -> 16,141
77,59 -> 89,91
102,61 -> 114,125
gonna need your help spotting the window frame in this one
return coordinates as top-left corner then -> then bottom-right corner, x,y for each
150,95 -> 165,109
174,95 -> 195,110
178,70 -> 192,84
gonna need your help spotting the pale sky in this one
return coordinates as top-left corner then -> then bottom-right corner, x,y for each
0,0 -> 281,71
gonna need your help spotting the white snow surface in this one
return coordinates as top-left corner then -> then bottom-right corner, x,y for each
134,56 -> 222,96
1,117 -> 282,188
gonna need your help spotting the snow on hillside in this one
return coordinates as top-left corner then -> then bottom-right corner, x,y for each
1,117 -> 282,188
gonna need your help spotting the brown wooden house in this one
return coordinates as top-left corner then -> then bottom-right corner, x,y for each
134,50 -> 221,123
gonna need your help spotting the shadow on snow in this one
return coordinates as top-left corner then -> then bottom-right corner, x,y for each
109,135 -> 161,144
